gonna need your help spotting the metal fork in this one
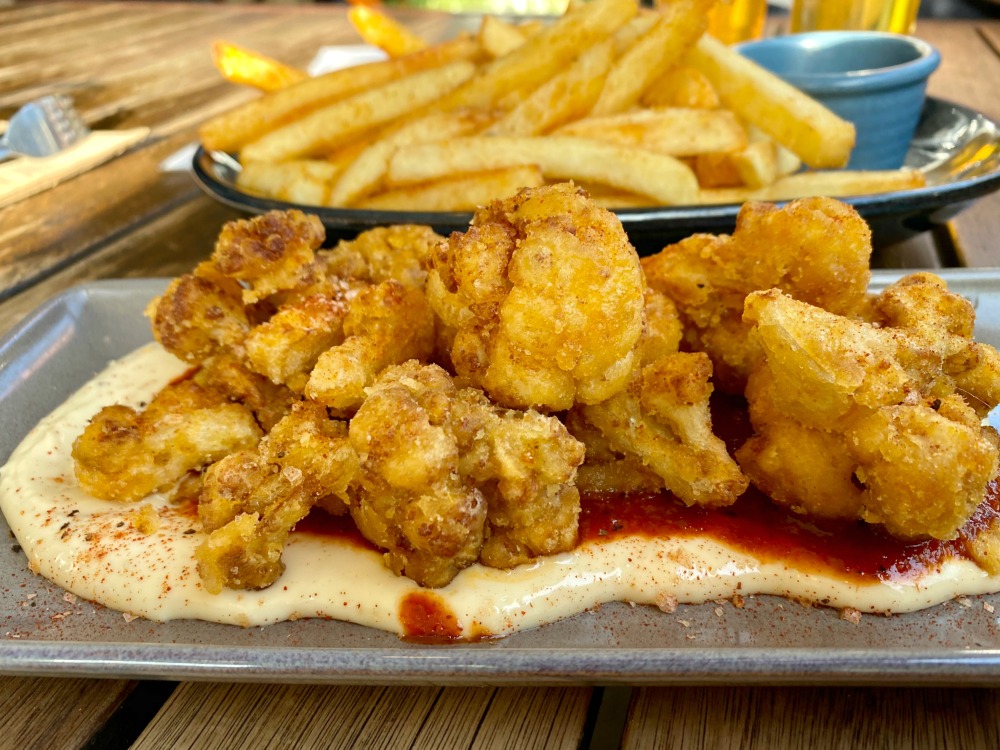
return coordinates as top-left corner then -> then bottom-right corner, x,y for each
0,95 -> 90,162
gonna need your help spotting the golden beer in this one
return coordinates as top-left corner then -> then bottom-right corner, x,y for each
707,0 -> 768,44
790,0 -> 921,35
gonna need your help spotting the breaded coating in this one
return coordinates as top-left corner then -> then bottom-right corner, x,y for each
426,183 -> 645,411
476,406 -> 586,568
348,362 -> 584,586
575,352 -> 748,507
319,224 -> 443,289
563,409 -> 664,494
192,353 -> 298,432
72,380 -> 262,503
869,272 -> 1000,417
640,287 -> 684,365
347,363 -> 488,588
642,197 -> 872,393
146,262 -> 250,363
305,280 -> 436,414
210,209 -> 326,304
244,289 -> 353,393
962,513 -> 1000,575
737,276 -> 1000,541
567,288 -> 742,502
196,401 -> 357,593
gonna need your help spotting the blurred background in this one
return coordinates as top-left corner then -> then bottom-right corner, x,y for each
197,0 -> 1000,19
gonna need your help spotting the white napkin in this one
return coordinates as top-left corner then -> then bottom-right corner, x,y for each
307,45 -> 388,76
0,127 -> 149,209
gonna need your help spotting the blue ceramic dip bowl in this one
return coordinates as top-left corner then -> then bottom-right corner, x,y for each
736,31 -> 941,170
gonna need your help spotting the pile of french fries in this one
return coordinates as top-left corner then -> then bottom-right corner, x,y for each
200,0 -> 925,213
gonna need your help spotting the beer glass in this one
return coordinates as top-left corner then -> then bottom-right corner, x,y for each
790,0 -> 921,35
707,0 -> 768,44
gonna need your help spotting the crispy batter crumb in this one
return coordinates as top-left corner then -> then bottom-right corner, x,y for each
839,607 -> 862,624
985,602 -> 996,614
129,504 -> 161,535
732,594 -> 745,609
656,592 -> 678,613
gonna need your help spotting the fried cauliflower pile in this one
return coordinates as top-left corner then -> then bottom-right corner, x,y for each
642,198 -> 872,393
71,184 -> 1000,596
737,276 -> 1000,552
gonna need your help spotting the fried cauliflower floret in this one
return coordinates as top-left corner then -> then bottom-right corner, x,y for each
196,401 -> 357,593
319,224 -> 443,289
961,513 -> 1000,575
192,353 -> 298,432
567,288 -> 742,502
426,183 -> 645,411
305,280 -> 436,414
146,262 -> 251,363
347,363 -> 488,588
640,287 -> 684,364
243,288 -> 353,393
72,380 -> 263,503
868,272 -> 1000,417
348,362 -> 584,587
475,405 -> 586,568
737,277 -> 1000,541
210,209 -> 326,304
574,352 -> 747,507
642,197 -> 872,393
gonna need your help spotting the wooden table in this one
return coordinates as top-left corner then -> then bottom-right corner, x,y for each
2,3 -> 1000,748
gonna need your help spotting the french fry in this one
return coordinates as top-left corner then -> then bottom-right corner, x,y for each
347,5 -> 427,57
202,0 -> 911,214
693,152 -> 743,188
241,61 -> 476,163
329,109 -> 495,207
486,40 -> 614,137
386,135 -> 700,205
515,19 -> 546,38
558,108 -> 747,157
355,165 -> 545,211
610,13 -> 658,57
699,168 -> 926,204
477,15 -> 528,58
640,65 -> 720,109
591,0 -> 714,115
729,140 -> 778,188
745,124 -> 802,177
211,41 -> 308,92
200,35 -> 480,153
685,34 -> 856,169
576,182 -> 660,209
437,0 -> 637,111
237,159 -> 342,205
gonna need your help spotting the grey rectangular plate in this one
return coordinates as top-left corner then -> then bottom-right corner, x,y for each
2,273 -> 1000,685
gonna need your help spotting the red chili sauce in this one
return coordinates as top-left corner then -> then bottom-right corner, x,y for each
579,394 -> 999,584
237,393 -> 998,638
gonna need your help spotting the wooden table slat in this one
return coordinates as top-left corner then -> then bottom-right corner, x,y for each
0,676 -> 136,750
131,684 -> 594,750
621,687 -> 1000,750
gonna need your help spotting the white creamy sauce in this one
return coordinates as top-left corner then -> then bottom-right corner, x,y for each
2,343 -> 999,637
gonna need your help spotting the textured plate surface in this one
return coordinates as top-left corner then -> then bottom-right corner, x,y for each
192,97 -> 1000,254
1,274 -> 1000,684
